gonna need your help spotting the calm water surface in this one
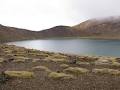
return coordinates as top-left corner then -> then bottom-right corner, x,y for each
7,38 -> 120,57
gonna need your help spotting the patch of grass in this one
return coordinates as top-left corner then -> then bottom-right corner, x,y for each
52,54 -> 67,59
13,56 -> 30,63
78,56 -> 98,62
76,61 -> 90,66
63,67 -> 89,75
28,52 -> 49,57
60,64 -> 69,68
5,71 -> 34,78
32,59 -> 41,63
94,59 -> 111,65
92,68 -> 120,75
48,72 -> 74,80
32,66 -> 51,73
0,58 -> 4,63
111,62 -> 120,67
44,54 -> 68,63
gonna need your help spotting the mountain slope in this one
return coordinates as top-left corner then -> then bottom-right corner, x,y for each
73,16 -> 120,38
0,24 -> 39,42
38,26 -> 86,37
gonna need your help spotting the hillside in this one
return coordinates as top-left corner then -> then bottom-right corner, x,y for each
1,16 -> 120,43
0,24 -> 39,42
73,16 -> 120,39
39,16 -> 120,39
38,26 -> 86,37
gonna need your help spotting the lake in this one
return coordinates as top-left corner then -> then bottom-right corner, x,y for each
7,38 -> 120,57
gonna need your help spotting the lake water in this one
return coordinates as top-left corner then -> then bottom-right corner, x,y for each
7,38 -> 120,57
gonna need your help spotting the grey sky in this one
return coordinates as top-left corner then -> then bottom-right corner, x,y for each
0,0 -> 120,31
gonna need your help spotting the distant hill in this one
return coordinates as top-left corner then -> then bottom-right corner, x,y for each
38,26 -> 86,37
1,16 -> 120,42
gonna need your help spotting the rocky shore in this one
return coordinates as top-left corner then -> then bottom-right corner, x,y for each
0,44 -> 120,90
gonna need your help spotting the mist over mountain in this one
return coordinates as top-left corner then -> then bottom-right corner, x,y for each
73,16 -> 120,38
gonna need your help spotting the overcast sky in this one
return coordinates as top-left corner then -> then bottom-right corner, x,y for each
0,0 -> 120,31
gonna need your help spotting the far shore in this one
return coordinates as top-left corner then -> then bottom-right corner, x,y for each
2,36 -> 120,44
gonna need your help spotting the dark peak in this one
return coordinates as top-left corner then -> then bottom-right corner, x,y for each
51,25 -> 71,29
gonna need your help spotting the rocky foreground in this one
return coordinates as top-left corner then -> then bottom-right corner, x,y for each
0,44 -> 120,90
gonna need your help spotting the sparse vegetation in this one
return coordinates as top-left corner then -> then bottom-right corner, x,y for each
0,44 -> 120,90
